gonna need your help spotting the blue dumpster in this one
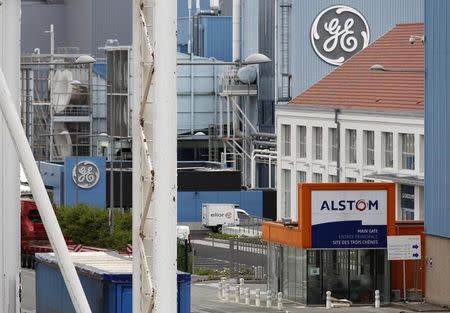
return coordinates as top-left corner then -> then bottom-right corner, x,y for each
35,252 -> 191,313
177,271 -> 191,313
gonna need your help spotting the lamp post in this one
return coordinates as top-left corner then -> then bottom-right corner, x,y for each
369,64 -> 424,73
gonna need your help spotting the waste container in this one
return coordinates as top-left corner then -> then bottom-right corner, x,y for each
177,271 -> 191,313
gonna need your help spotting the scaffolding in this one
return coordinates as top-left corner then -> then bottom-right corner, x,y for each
20,53 -> 94,162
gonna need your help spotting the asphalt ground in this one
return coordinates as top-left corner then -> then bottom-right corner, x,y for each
191,280 -> 449,313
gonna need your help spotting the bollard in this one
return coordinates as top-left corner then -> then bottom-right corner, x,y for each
266,290 -> 272,308
239,278 -> 245,295
218,281 -> 223,300
326,290 -> 332,309
375,290 -> 380,308
245,287 -> 250,305
255,289 -> 261,307
235,285 -> 240,303
221,278 -> 226,299
224,284 -> 230,301
277,291 -> 283,310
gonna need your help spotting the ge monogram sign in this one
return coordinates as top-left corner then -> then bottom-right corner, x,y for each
72,161 -> 100,189
311,5 -> 370,66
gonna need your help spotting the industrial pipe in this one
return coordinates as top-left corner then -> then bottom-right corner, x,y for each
0,71 -> 92,313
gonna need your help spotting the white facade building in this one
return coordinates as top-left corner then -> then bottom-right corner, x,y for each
276,23 -> 424,223
277,107 -> 424,222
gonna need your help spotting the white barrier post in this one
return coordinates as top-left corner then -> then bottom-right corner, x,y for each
375,290 -> 380,308
245,287 -> 250,305
224,284 -> 230,301
266,290 -> 272,308
239,278 -> 245,295
255,289 -> 261,307
235,285 -> 240,303
221,278 -> 226,299
218,281 -> 223,299
326,290 -> 332,309
277,292 -> 283,310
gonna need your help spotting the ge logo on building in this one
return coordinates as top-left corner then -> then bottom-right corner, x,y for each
311,5 -> 370,66
72,161 -> 100,189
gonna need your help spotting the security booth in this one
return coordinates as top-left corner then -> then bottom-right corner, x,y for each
263,183 -> 395,305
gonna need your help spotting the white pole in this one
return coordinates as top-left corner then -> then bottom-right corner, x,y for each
0,72 -> 92,313
375,290 -> 380,308
1,2 -> 20,312
326,290 -> 332,309
255,289 -> 261,307
403,260 -> 406,302
232,0 -> 241,62
153,0 -> 178,311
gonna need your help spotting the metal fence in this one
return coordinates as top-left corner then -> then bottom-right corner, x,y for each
192,235 -> 267,281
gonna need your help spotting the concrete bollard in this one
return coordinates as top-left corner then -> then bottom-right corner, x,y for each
375,290 -> 380,308
235,285 -> 240,303
255,289 -> 261,307
218,281 -> 223,300
277,291 -> 283,310
266,290 -> 272,308
239,278 -> 245,295
224,284 -> 230,301
245,287 -> 250,305
326,290 -> 332,309
221,278 -> 226,299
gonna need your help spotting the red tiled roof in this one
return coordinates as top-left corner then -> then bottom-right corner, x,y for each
290,23 -> 424,112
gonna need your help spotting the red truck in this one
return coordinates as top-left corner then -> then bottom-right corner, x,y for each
21,199 -> 108,268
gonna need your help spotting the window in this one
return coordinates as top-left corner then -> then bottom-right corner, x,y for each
297,171 -> 307,183
400,184 -> 415,220
364,131 -> 374,166
329,128 -> 338,162
313,127 -> 322,160
329,175 -> 338,182
346,129 -> 357,164
346,177 -> 357,182
297,126 -> 307,158
281,125 -> 291,157
382,132 -> 393,168
312,173 -> 322,183
420,135 -> 424,172
401,133 -> 415,170
282,169 -> 291,218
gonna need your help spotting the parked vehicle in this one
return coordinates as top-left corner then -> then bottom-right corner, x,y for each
201,203 -> 251,232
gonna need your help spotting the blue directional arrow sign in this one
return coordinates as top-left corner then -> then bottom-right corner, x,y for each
412,244 -> 419,249
412,253 -> 419,258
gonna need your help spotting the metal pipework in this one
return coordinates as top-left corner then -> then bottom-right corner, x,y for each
0,70 -> 92,313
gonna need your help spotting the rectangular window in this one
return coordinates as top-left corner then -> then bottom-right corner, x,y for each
282,169 -> 291,218
364,130 -> 375,166
382,132 -> 393,168
329,175 -> 338,182
313,127 -> 323,160
401,133 -> 415,170
346,129 -> 357,164
297,126 -> 307,158
297,171 -> 307,183
312,173 -> 322,183
281,124 -> 291,157
420,135 -> 424,172
346,177 -> 357,182
329,128 -> 338,162
400,184 -> 415,220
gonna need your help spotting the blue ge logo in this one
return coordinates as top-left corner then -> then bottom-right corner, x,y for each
320,199 -> 379,211
311,5 -> 370,66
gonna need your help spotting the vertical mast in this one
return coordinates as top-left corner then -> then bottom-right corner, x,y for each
132,0 -> 177,312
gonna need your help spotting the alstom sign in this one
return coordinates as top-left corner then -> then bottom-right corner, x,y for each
311,189 -> 387,249
320,199 -> 379,211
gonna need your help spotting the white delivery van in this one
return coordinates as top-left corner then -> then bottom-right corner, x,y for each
201,203 -> 251,232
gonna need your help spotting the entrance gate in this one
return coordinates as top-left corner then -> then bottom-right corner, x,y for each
306,249 -> 389,304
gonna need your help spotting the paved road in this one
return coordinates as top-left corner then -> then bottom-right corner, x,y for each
191,281 -> 434,313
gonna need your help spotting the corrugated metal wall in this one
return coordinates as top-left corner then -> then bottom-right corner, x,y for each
289,0 -> 423,96
424,0 -> 450,239
199,16 -> 232,62
178,190 -> 264,222
177,53 -> 225,135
